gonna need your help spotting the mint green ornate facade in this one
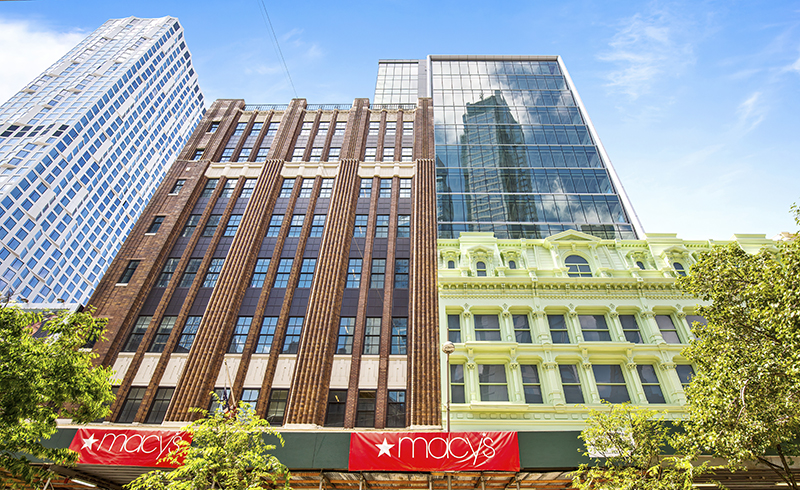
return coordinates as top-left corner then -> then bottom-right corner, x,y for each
438,230 -> 775,431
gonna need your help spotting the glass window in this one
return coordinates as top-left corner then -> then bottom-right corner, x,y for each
451,365 -> 466,403
266,389 -> 288,425
379,178 -> 392,198
565,255 -> 592,277
147,216 -> 164,234
356,391 -> 376,427
156,258 -> 180,287
397,214 -> 410,238
179,258 -> 201,288
391,317 -> 407,354
144,387 -> 174,424
266,215 -> 283,237
685,315 -> 706,336
474,314 -> 501,341
559,365 -> 584,403
118,260 -> 140,284
207,122 -> 219,133
297,258 -> 316,288
319,178 -> 334,198
309,148 -> 323,162
399,178 -> 411,198
327,147 -> 340,160
250,258 -> 271,288
476,261 -> 487,277
175,316 -> 201,353
620,315 -> 643,343
325,390 -> 347,427
220,148 -> 235,162
240,389 -> 259,409
636,261 -> 646,270
228,316 -> 252,353
170,179 -> 185,194
364,147 -> 377,162
521,365 -> 543,403
593,365 -> 630,403
224,215 -> 242,237
448,260 -> 455,269
401,147 -> 413,162
478,364 -> 508,401
310,215 -> 326,237
279,178 -> 295,198
387,390 -> 406,428
202,215 -> 221,236
382,147 -> 394,161
255,317 -> 277,354
673,262 -> 686,276
637,365 -> 665,404
290,147 -> 304,162
273,259 -> 293,288
288,215 -> 304,237
354,215 -> 368,238
122,316 -> 152,352
447,314 -> 461,343
375,215 -> 389,238
360,178 -> 372,198
203,258 -> 224,287
181,215 -> 201,237
579,315 -> 611,341
200,179 -> 218,198
508,260 -> 517,269
394,258 -> 409,288
117,387 -> 146,423
370,259 -> 385,289
220,179 -> 238,198
511,314 -> 532,343
337,317 -> 355,354
363,318 -> 381,355
656,315 -> 681,343
148,316 -> 177,353
239,179 -> 256,199
282,317 -> 303,353
191,148 -> 205,160
346,258 -> 362,288
256,148 -> 270,161
676,365 -> 695,389
298,179 -> 314,198
548,314 -> 570,343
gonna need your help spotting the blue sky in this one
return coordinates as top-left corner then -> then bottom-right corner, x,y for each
1,0 -> 798,240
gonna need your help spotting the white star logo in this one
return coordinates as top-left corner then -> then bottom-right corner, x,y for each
375,438 -> 394,457
81,434 -> 98,450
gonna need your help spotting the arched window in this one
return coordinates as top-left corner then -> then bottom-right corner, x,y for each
447,260 -> 455,269
476,261 -> 487,277
636,261 -> 645,270
673,262 -> 686,277
508,260 -> 517,270
565,255 -> 592,278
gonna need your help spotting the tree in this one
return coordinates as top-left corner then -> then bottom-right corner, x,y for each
126,398 -> 291,490
0,305 -> 115,486
677,206 -> 800,488
571,404 -> 705,490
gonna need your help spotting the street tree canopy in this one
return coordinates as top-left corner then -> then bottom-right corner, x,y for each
0,306 -> 115,486
126,398 -> 291,490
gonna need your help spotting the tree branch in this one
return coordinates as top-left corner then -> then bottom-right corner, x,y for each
776,444 -> 799,490
757,456 -> 794,488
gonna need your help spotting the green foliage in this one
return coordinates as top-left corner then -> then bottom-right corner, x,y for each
572,404 -> 706,490
677,206 -> 800,488
0,305 -> 115,486
126,398 -> 291,490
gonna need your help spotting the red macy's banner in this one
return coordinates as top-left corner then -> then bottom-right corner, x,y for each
349,432 -> 519,471
68,428 -> 191,467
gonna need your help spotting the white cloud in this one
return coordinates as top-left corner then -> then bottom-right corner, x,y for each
735,91 -> 766,132
0,17 -> 85,103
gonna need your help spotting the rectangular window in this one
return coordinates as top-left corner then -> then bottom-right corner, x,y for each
676,365 -> 695,389
310,215 -> 326,237
325,390 -> 347,427
239,179 -> 256,199
382,147 -> 395,161
117,387 -> 146,423
448,314 -> 461,343
548,314 -> 570,343
282,317 -> 303,353
170,179 -> 185,194
224,215 -> 242,237
379,178 -> 392,198
202,215 -> 221,237
309,147 -> 323,162
579,315 -> 611,341
364,147 -> 377,162
179,258 -> 202,287
156,258 -> 180,287
256,148 -> 269,161
144,387 -> 174,424
228,316 -> 252,353
685,315 -> 706,339
279,178 -> 295,198
474,314 -> 501,341
122,316 -> 152,352
209,388 -> 229,413
356,391 -> 376,427
118,260 -> 140,284
266,389 -> 288,425
328,147 -> 340,160
240,389 -> 259,409
401,147 -> 413,162
346,258 -> 362,288
175,316 -> 201,353
451,365 -> 465,403
391,317 -> 407,354
208,122 -> 220,133
297,258 -> 316,288
181,215 -> 201,238
403,121 -> 414,134
220,179 -> 238,198
370,259 -> 385,289
385,121 -> 396,137
148,316 -> 177,353
478,364 -> 508,401
255,317 -> 278,354
513,314 -> 532,343
368,121 -> 380,136
363,318 -> 381,355
191,148 -> 205,160
290,147 -> 304,162
319,178 -> 334,198
354,215 -> 368,238
337,317 -> 355,354
266,215 -> 283,237
399,178 -> 411,197
250,258 -> 271,288
386,390 -> 406,428
593,365 -> 630,403
203,258 -> 224,287
237,148 -> 251,162
375,215 -> 389,238
559,365 -> 584,403
521,365 -> 543,403
620,315 -> 642,343
147,216 -> 164,234
394,258 -> 409,288
273,259 -> 293,288
655,315 -> 681,343
298,179 -> 314,198
360,178 -> 372,198
221,148 -> 235,162
287,215 -> 304,237
397,214 -> 410,238
637,365 -> 665,404
200,179 -> 218,198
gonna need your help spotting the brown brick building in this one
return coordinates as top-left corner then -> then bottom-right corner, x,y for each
87,97 -> 440,429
